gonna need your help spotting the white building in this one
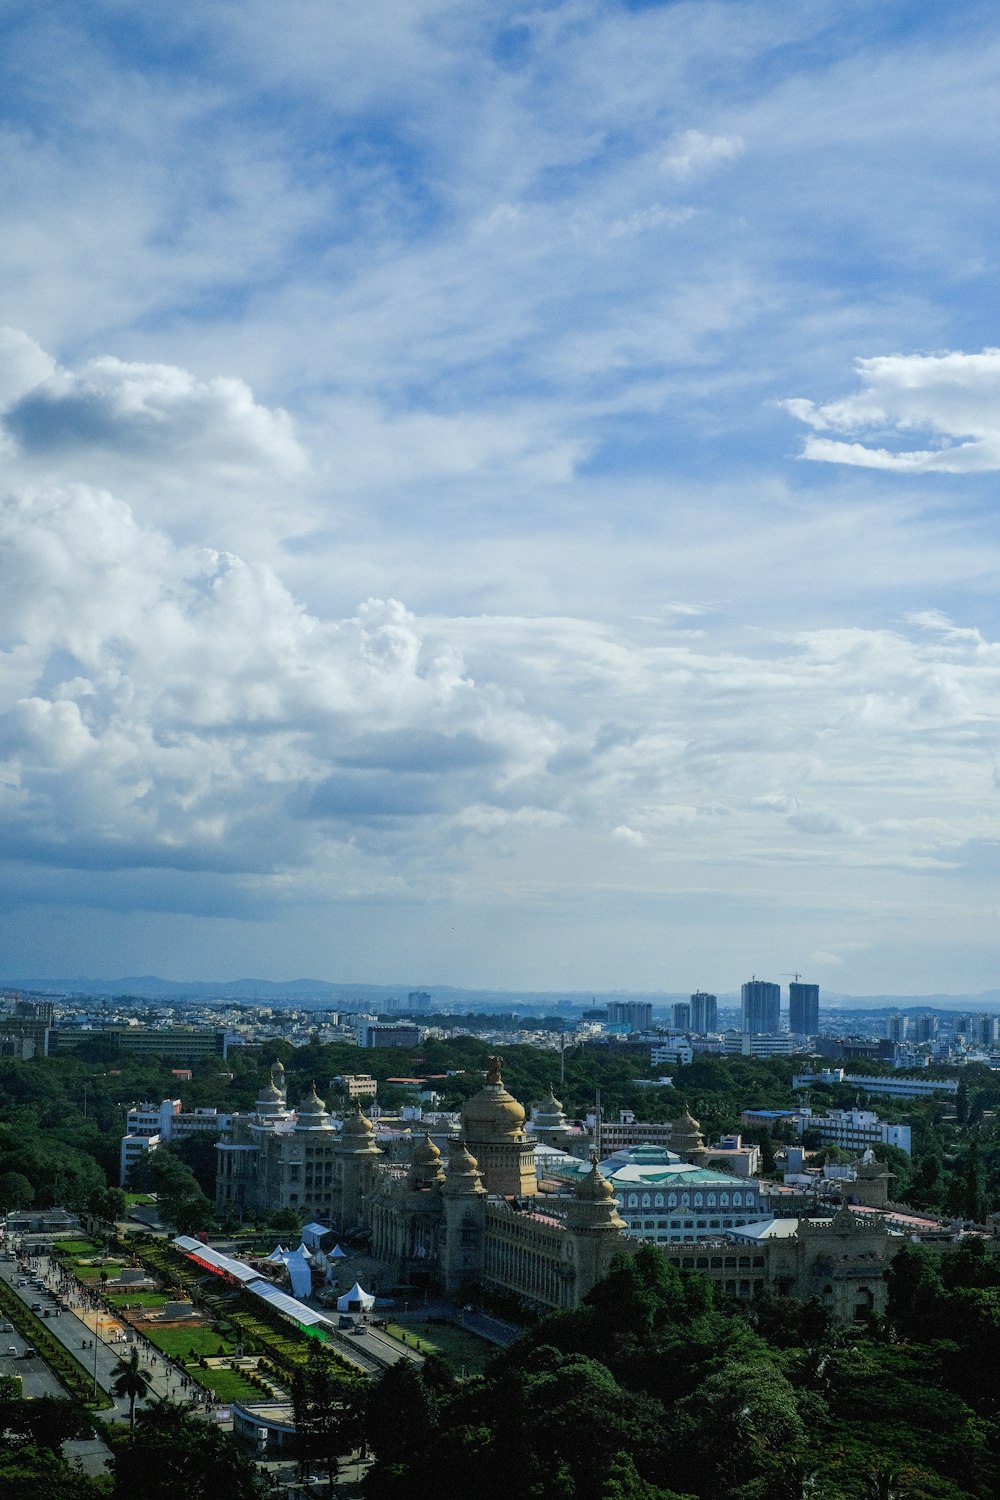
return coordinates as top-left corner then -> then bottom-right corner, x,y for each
804,1107 -> 911,1156
722,1031 -> 798,1057
120,1098 -> 234,1185
548,1146 -> 768,1246
793,1069 -> 958,1100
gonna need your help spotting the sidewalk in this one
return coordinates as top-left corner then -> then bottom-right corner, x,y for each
0,1247 -> 216,1423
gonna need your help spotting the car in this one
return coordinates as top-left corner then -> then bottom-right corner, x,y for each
351,1324 -> 367,1335
21,1347 -> 35,1359
29,1302 -> 43,1312
16,1278 -> 28,1286
6,1346 -> 16,1357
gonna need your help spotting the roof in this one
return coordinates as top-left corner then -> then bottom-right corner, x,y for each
172,1236 -> 260,1283
247,1279 -> 330,1327
726,1218 -> 801,1240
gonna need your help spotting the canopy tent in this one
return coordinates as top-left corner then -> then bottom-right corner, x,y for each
264,1245 -> 289,1263
285,1249 -> 313,1300
328,1243 -> 348,1259
301,1222 -> 334,1250
336,1280 -> 375,1313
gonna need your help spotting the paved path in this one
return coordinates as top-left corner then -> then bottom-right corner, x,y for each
0,1241 -> 219,1475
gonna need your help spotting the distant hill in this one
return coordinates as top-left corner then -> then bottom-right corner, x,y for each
4,974 -> 1000,1012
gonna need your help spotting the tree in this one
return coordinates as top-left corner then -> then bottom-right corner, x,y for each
111,1347 -> 152,1431
0,1171 -> 34,1210
291,1341 -> 351,1487
113,1402 -> 267,1500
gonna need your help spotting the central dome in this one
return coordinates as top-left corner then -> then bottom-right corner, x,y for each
461,1056 -> 526,1139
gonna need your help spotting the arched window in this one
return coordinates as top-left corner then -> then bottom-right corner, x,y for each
667,1193 -> 677,1208
627,1193 -> 639,1207
707,1194 -> 716,1207
719,1193 -> 729,1207
733,1192 -> 742,1205
693,1193 -> 703,1207
641,1194 -> 651,1208
653,1193 -> 664,1208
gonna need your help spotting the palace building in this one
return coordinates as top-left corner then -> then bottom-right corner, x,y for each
216,1056 -> 628,1311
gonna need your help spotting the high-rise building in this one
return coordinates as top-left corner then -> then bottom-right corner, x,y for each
689,991 -> 718,1034
886,1014 -> 908,1043
911,1014 -> 939,1044
741,979 -> 780,1035
606,1001 -> 653,1033
671,1001 -> 691,1030
788,982 -> 819,1036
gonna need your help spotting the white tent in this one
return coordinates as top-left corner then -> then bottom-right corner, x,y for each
329,1243 -> 348,1259
302,1222 -> 333,1250
286,1249 -> 313,1300
264,1245 -> 288,1263
336,1280 -> 375,1313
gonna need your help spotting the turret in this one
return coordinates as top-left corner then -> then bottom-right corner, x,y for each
441,1137 -> 487,1297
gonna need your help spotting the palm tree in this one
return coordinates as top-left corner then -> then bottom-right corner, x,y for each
112,1346 -> 152,1431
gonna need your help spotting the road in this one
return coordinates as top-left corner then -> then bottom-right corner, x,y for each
0,1240 -> 218,1476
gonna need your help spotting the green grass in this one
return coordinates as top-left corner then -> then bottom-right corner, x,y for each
144,1324 -> 236,1361
75,1262 -> 124,1282
54,1239 -> 102,1256
105,1290 -> 169,1309
125,1193 -> 156,1206
385,1319 -> 495,1376
192,1365 -> 267,1404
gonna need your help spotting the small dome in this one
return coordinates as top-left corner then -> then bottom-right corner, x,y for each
412,1133 -> 443,1167
672,1104 -> 701,1133
576,1157 -> 616,1203
294,1082 -> 331,1130
462,1056 -> 526,1139
341,1103 -> 375,1138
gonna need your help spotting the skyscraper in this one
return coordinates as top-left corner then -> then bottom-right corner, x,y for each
741,979 -> 780,1034
689,991 -> 718,1034
671,1001 -> 691,1030
788,981 -> 819,1035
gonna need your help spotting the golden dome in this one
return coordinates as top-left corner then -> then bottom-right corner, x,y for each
576,1156 -> 616,1203
341,1102 -> 375,1138
461,1056 -> 526,1139
413,1133 -> 443,1167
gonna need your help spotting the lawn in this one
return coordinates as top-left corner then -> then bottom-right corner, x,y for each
54,1239 -> 102,1256
106,1290 -> 169,1309
75,1262 -> 124,1282
191,1365 -> 266,1405
144,1324 -> 236,1361
384,1319 -> 495,1376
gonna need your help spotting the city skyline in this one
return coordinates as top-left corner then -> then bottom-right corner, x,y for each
2,5 -> 1000,992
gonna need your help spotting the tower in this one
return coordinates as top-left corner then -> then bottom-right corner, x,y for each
564,1157 -> 627,1299
689,991 -> 717,1033
741,979 -> 780,1034
333,1100 -> 382,1230
788,982 -> 819,1036
440,1136 -> 487,1298
460,1056 -> 537,1197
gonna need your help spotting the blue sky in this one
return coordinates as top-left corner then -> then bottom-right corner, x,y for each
2,1 -> 1000,995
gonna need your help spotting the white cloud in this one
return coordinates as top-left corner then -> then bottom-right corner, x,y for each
785,350 -> 1000,472
661,129 -> 745,180
3,355 -> 306,475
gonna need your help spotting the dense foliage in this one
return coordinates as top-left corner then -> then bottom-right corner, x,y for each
362,1242 -> 1000,1500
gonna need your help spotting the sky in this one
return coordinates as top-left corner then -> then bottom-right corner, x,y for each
2,1 -> 1000,996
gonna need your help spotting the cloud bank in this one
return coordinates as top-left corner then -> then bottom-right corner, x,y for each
785,350 -> 1000,472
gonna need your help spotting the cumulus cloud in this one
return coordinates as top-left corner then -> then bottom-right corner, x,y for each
660,129 -> 745,179
784,350 -> 1000,472
3,354 -> 306,475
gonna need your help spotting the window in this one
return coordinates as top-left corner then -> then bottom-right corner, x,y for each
627,1193 -> 639,1207
733,1192 -> 742,1205
694,1193 -> 703,1207
707,1193 -> 716,1207
641,1194 -> 651,1208
719,1193 -> 729,1207
654,1194 -> 664,1208
667,1194 -> 677,1207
